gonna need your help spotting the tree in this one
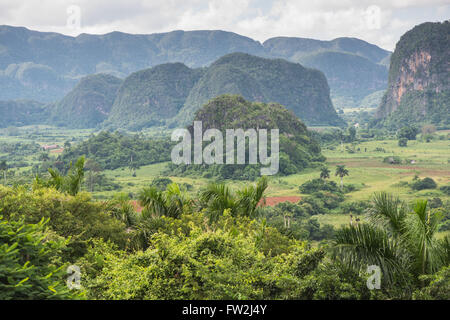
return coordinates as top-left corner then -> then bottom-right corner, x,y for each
348,126 -> 357,142
85,159 -> 102,192
0,160 -> 7,184
320,167 -> 330,180
200,176 -> 268,223
335,165 -> 349,190
398,126 -> 419,140
39,152 -> 50,162
333,192 -> 449,296
46,156 -> 85,196
398,138 -> 408,147
139,183 -> 190,219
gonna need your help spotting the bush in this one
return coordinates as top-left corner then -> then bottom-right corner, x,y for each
440,185 -> 450,195
151,177 -> 173,190
299,179 -> 340,194
411,177 -> 437,191
383,156 -> 402,164
0,216 -> 82,299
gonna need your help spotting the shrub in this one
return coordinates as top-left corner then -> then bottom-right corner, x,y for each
411,177 -> 437,191
151,177 -> 173,190
0,216 -> 82,299
440,185 -> 450,195
299,179 -> 340,194
398,138 -> 408,147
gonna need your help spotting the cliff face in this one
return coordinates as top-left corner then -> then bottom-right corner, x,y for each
376,21 -> 450,128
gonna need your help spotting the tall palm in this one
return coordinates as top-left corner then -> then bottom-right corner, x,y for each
333,192 -> 448,290
0,160 -> 7,184
335,165 -> 349,190
320,167 -> 330,180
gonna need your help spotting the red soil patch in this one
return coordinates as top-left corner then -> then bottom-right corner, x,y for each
259,196 -> 301,207
49,148 -> 64,154
130,200 -> 143,213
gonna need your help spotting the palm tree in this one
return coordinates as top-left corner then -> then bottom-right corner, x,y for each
335,165 -> 349,190
47,156 -> 85,196
138,183 -> 190,219
0,160 -> 7,184
200,176 -> 268,222
236,176 -> 268,218
320,167 -> 330,180
108,193 -> 138,228
333,192 -> 449,292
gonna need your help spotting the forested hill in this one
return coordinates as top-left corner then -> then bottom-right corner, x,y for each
375,21 -> 450,129
0,100 -> 48,128
175,53 -> 343,127
168,94 -> 325,180
1,25 -> 389,108
102,53 -> 343,130
103,63 -> 204,130
49,74 -> 123,129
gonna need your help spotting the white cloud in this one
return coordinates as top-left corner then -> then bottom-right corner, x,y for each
0,0 -> 448,50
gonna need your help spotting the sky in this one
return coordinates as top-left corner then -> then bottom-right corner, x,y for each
0,0 -> 448,51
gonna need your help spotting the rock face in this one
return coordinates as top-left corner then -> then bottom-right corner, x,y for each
376,21 -> 450,128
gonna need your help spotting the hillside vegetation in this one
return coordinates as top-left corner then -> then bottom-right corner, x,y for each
50,74 -> 123,129
168,95 -> 325,180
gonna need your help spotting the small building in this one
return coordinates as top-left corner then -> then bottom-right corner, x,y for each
42,144 -> 60,151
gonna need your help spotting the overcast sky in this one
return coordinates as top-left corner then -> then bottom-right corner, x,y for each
1,0 -> 448,51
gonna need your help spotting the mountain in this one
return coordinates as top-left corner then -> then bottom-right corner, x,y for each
1,25 -> 389,108
375,21 -> 450,129
168,94 -> 325,180
175,53 -> 343,127
49,74 -> 122,128
0,61 -> 76,102
0,26 -> 265,102
103,53 -> 343,130
0,100 -> 48,128
104,63 -> 203,130
263,37 -> 391,109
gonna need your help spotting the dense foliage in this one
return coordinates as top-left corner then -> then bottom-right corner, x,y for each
168,95 -> 325,180
60,131 -> 172,171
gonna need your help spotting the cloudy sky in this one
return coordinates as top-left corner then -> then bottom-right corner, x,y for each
1,0 -> 448,50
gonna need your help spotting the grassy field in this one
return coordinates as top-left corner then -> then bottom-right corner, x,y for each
90,132 -> 449,204
1,126 -> 448,238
